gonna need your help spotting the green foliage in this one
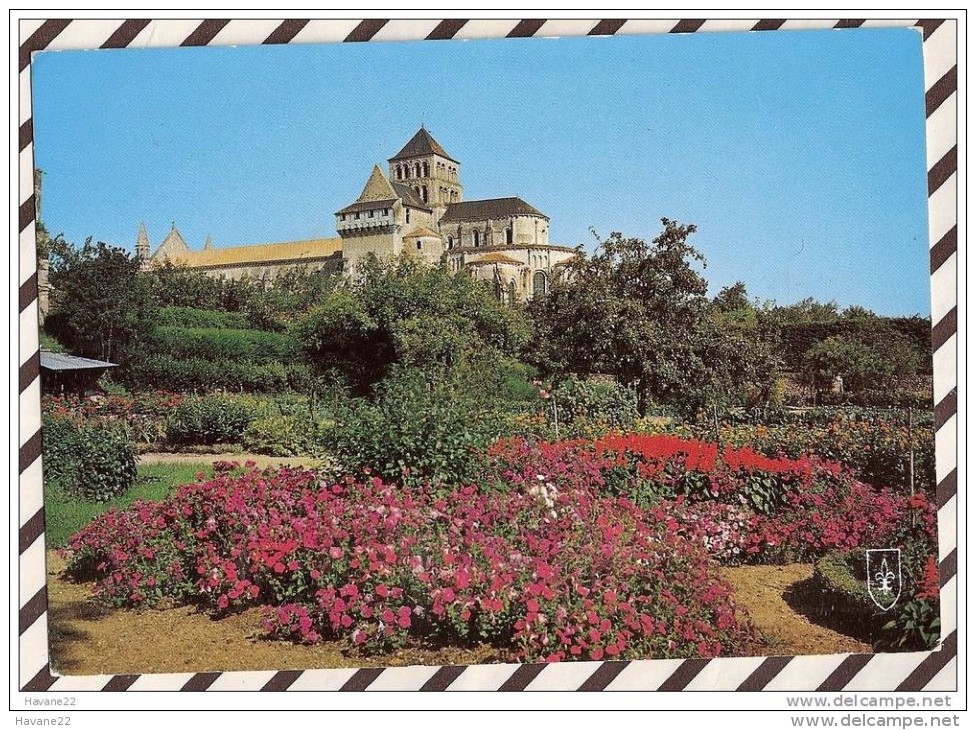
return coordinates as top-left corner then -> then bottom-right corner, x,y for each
38,329 -> 65,353
298,255 -> 529,394
42,415 -> 137,502
152,325 -> 297,364
45,461 -> 213,548
803,335 -> 920,394
165,394 -> 254,446
528,221 -> 780,417
123,356 -> 291,393
147,263 -> 340,333
155,306 -> 249,330
553,375 -> 638,431
881,600 -> 941,651
147,262 -> 256,313
528,222 -> 708,414
243,414 -> 321,457
760,300 -> 931,378
45,238 -> 156,364
326,368 -> 501,486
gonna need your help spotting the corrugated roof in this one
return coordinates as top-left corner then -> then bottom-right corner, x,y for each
165,237 -> 343,268
40,351 -> 117,371
440,197 -> 548,223
467,252 -> 525,265
389,127 -> 457,163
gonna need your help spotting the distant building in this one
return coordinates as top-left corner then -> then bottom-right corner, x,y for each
143,127 -> 577,302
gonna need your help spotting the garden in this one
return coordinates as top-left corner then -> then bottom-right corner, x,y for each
40,224 -> 939,673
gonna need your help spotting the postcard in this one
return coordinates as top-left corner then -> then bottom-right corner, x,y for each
17,16 -> 958,702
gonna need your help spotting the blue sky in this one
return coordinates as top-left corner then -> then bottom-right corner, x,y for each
32,29 -> 929,316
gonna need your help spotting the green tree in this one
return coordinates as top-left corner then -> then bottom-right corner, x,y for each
529,220 -> 721,415
45,238 -> 156,364
297,254 -> 528,394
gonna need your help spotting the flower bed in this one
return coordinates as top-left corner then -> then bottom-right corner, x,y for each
482,434 -> 937,575
62,462 -> 754,662
61,432 -> 938,659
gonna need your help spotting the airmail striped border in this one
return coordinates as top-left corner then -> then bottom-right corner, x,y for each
17,17 -> 958,693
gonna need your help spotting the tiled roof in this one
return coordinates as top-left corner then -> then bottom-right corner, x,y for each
392,183 -> 431,211
467,252 -> 525,265
336,199 -> 397,215
152,223 -> 190,259
389,127 -> 457,163
403,226 -> 441,238
440,197 -> 548,223
356,165 -> 398,203
164,238 -> 342,268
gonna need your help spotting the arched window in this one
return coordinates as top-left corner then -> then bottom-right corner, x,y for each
414,163 -> 421,178
472,230 -> 480,247
447,236 -> 454,249
396,166 -> 402,180
533,271 -> 547,298
505,227 -> 513,245
421,185 -> 428,203
508,279 -> 517,305
406,209 -> 411,224
422,162 -> 429,177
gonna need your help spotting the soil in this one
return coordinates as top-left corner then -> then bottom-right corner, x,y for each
138,452 -> 321,468
720,564 -> 871,656
46,554 -> 870,676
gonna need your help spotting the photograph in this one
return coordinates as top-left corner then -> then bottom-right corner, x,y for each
27,23 -> 943,682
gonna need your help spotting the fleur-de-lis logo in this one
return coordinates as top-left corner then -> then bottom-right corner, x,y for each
874,557 -> 896,592
866,549 -> 901,611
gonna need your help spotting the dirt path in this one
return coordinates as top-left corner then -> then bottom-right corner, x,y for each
722,564 -> 871,656
46,556 -> 870,676
45,552 -> 500,675
139,452 -> 321,468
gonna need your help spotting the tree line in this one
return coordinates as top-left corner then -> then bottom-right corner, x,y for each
41,221 -> 931,415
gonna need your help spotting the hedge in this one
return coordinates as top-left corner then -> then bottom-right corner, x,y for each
152,326 -> 297,364
156,306 -> 249,330
42,415 -> 137,502
123,355 -> 293,393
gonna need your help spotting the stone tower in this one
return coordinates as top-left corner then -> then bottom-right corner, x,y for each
387,127 -> 462,222
135,221 -> 151,267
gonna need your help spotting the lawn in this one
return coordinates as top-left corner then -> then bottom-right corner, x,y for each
44,462 -> 211,548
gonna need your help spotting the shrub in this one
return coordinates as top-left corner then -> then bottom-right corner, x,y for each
62,464 -> 754,662
152,325 -> 297,364
243,414 -> 320,457
124,356 -> 290,393
327,370 -> 501,486
155,306 -> 249,330
813,550 -> 940,652
552,375 -> 639,435
42,415 -> 137,502
165,394 -> 254,446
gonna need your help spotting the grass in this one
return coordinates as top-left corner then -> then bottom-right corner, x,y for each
44,462 -> 212,548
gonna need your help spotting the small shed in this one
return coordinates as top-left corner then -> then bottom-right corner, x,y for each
39,351 -> 117,394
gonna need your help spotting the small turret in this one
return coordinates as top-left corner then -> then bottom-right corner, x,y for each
135,222 -> 151,267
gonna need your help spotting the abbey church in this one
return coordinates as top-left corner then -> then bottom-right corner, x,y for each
141,128 -> 576,303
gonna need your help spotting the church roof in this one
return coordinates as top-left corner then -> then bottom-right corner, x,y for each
152,222 -> 190,259
356,165 -> 399,203
467,253 -> 525,265
403,226 -> 441,239
392,183 -> 431,211
135,222 -> 150,253
161,237 -> 342,269
389,127 -> 457,164
440,197 -> 548,223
